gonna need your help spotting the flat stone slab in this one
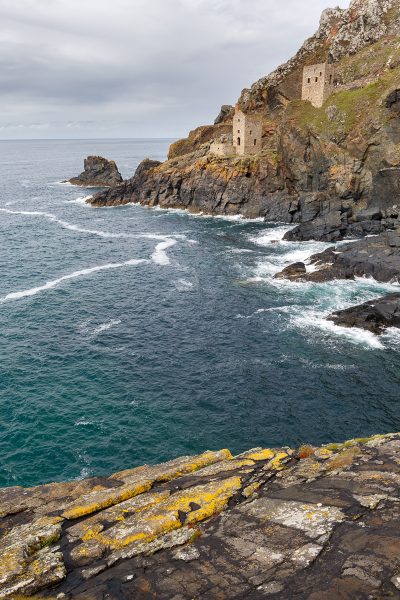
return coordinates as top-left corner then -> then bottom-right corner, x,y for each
1,435 -> 400,598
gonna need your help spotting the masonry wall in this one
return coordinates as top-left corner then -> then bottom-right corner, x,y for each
209,141 -> 235,157
302,63 -> 334,108
233,110 -> 263,156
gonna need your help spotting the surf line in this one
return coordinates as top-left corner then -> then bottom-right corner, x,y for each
0,208 -> 182,243
0,259 -> 148,303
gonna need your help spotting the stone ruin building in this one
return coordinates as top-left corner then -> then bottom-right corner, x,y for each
209,134 -> 235,157
210,62 -> 335,158
233,109 -> 263,156
302,62 -> 335,108
210,107 -> 263,158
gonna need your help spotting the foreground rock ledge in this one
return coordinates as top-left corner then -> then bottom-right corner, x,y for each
2,435 -> 400,599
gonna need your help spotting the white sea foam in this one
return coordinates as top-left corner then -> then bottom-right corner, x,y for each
248,225 -> 294,246
0,208 -> 182,244
151,239 -> 177,265
92,319 -> 121,335
174,278 -> 194,292
67,196 -> 92,205
152,205 -> 265,222
292,312 -> 385,349
0,259 -> 147,303
75,417 -> 95,426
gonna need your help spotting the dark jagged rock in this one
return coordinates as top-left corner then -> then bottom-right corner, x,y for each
277,230 -> 400,283
328,293 -> 400,334
68,156 -> 123,187
214,104 -> 234,125
386,88 -> 400,112
2,434 -> 400,599
274,262 -> 307,281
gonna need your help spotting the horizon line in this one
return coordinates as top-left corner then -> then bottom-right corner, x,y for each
0,136 -> 178,142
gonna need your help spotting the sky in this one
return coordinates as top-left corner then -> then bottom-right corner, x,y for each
0,0 -> 350,139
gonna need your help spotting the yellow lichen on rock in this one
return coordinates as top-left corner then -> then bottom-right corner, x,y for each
244,449 -> 275,461
242,482 -> 261,498
192,459 -> 254,477
111,449 -> 233,485
69,477 -> 241,564
267,452 -> 290,471
62,479 -> 153,520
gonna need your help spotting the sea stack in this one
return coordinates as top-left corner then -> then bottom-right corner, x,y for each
68,156 -> 123,187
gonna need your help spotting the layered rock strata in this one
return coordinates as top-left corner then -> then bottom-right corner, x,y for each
68,156 -> 123,188
2,434 -> 400,599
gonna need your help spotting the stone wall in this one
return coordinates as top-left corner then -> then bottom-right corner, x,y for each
209,140 -> 235,157
302,62 -> 335,108
233,109 -> 263,156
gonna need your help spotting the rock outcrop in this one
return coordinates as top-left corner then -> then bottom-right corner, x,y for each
88,0 -> 400,239
328,293 -> 400,333
2,434 -> 400,599
68,156 -> 123,187
276,229 -> 400,284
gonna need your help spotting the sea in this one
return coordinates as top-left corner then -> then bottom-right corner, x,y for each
1,138 -> 400,488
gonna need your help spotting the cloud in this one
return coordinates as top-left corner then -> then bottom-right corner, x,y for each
0,0 -> 350,139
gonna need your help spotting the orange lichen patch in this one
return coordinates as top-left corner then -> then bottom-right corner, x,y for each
298,445 -> 316,460
62,479 -> 153,520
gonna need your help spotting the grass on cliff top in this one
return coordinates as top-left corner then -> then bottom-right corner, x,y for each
337,36 -> 400,84
288,64 -> 400,139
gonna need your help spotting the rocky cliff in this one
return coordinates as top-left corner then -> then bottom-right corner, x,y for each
2,433 -> 400,599
69,156 -> 123,188
89,0 -> 400,243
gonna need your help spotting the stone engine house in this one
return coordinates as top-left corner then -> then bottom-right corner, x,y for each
302,62 -> 335,108
233,109 -> 263,156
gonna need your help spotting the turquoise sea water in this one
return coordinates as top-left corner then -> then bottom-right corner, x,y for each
1,138 -> 400,488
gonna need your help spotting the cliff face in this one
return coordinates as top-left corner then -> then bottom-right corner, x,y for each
2,433 -> 400,599
90,0 -> 400,241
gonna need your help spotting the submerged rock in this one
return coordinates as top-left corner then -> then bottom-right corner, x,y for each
68,156 -> 123,187
328,293 -> 400,334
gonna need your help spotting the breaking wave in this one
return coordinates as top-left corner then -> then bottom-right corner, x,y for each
0,259 -> 147,303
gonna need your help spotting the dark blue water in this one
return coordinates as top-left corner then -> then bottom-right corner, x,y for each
1,139 -> 400,488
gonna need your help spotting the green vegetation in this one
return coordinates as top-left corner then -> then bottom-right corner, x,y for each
288,64 -> 400,140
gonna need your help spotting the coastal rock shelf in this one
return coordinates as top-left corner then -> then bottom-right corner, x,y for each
2,435 -> 400,598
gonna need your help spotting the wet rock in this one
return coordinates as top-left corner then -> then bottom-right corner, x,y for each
68,156 -> 123,187
280,230 -> 400,284
328,293 -> 400,334
274,262 -> 307,281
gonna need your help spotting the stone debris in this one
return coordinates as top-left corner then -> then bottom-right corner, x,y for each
1,435 -> 400,598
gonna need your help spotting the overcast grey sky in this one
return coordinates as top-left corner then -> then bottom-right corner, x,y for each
0,0 -> 350,139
